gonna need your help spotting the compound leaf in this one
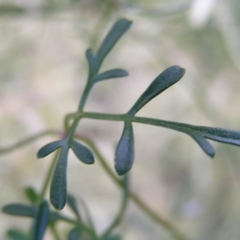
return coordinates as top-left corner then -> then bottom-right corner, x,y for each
127,65 -> 185,116
93,69 -> 128,83
33,201 -> 49,240
96,18 -> 132,66
115,121 -> 134,175
50,146 -> 69,210
2,204 -> 37,217
71,140 -> 94,164
37,140 -> 64,158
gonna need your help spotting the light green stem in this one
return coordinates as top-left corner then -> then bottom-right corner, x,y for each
0,130 -> 60,155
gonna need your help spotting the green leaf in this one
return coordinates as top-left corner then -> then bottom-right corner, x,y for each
50,146 -> 69,210
71,140 -> 94,164
191,135 -> 215,157
86,48 -> 97,75
2,204 -> 37,217
68,226 -> 81,240
67,194 -> 80,219
115,121 -> 134,175
24,187 -> 38,204
132,117 -> 240,158
96,18 -> 132,66
37,140 -> 64,158
127,65 -> 185,116
93,69 -> 128,83
33,201 -> 49,240
7,229 -> 27,240
198,126 -> 240,146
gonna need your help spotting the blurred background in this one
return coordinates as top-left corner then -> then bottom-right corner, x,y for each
1,0 -> 240,239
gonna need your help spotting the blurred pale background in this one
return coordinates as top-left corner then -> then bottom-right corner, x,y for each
1,0 -> 240,239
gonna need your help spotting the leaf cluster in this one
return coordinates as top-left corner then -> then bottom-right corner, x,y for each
2,17 -> 240,240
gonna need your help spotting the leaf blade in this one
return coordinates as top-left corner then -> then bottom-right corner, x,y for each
128,66 -> 185,116
33,201 -> 49,240
37,140 -> 64,158
93,69 -> 128,82
115,121 -> 134,175
191,135 -> 215,157
2,204 -> 37,217
68,226 -> 81,240
71,140 -> 94,164
50,146 -> 69,210
96,18 -> 132,66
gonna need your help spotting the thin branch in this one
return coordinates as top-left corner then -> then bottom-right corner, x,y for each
0,130 -> 61,156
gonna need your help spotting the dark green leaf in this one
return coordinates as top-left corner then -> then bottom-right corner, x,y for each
115,121 -> 134,175
93,69 -> 128,82
2,204 -> 37,217
96,19 -> 132,66
37,140 -> 64,158
68,226 -> 81,240
127,65 -> 185,116
24,187 -> 38,204
67,194 -> 80,219
7,229 -> 27,240
132,117 -> 240,157
86,48 -> 97,75
71,140 -> 94,164
33,201 -> 49,240
50,146 -> 69,210
192,135 -> 215,157
198,126 -> 240,146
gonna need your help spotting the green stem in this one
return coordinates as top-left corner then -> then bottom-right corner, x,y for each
50,223 -> 62,240
101,175 -> 129,239
0,130 -> 60,155
79,137 -> 192,240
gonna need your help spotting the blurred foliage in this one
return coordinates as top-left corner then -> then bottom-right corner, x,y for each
1,0 -> 240,240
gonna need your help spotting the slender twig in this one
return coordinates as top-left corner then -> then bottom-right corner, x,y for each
0,130 -> 60,155
79,137 -> 192,240
101,175 -> 129,239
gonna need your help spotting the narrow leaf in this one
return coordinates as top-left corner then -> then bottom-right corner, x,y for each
37,140 -> 64,158
127,65 -> 185,116
7,229 -> 27,240
96,19 -> 132,65
68,226 -> 81,240
93,69 -> 128,82
71,140 -> 94,164
115,121 -> 134,175
50,146 -> 69,210
67,194 -> 80,219
198,127 -> 240,146
33,201 -> 49,240
192,135 -> 215,157
2,204 -> 37,217
86,48 -> 97,75
24,187 -> 38,204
